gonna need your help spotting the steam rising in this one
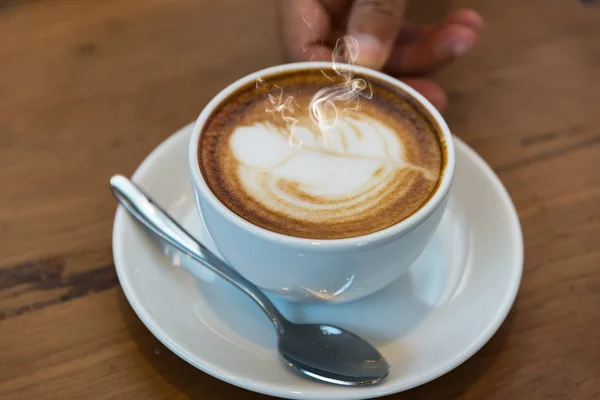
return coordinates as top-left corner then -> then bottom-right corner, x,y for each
309,36 -> 373,134
260,82 -> 303,148
258,36 -> 372,149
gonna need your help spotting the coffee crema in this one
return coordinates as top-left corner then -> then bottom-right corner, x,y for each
198,69 -> 445,239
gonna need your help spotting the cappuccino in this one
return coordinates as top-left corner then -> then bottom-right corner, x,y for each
198,69 -> 445,239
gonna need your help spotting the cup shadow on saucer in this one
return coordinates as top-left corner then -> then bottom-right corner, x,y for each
186,230 -> 455,349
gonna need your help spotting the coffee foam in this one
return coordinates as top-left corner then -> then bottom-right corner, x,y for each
199,70 -> 444,239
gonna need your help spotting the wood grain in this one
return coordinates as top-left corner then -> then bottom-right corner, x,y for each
1,0 -> 599,399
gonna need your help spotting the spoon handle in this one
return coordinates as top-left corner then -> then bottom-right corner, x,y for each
110,175 -> 286,332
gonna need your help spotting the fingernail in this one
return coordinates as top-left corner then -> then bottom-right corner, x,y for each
452,41 -> 471,56
437,40 -> 471,59
352,33 -> 386,70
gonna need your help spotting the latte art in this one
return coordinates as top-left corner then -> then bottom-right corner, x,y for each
199,69 -> 444,239
230,116 -> 436,225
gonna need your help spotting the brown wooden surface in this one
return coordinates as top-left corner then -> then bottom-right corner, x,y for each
1,0 -> 599,399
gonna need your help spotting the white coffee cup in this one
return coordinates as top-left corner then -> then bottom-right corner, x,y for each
188,62 -> 455,303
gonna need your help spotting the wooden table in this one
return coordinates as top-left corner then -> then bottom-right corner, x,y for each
1,0 -> 599,398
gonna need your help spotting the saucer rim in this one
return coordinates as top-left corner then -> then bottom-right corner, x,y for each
113,123 -> 523,400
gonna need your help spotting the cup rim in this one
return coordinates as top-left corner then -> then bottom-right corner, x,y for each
188,62 -> 455,250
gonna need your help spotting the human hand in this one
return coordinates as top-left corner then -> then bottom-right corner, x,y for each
279,0 -> 483,111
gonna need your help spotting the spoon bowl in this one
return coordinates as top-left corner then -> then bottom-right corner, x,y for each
279,322 -> 389,386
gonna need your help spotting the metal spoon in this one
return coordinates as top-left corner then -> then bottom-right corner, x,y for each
110,174 -> 389,386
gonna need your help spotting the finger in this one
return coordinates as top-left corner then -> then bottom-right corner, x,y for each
278,0 -> 333,62
400,78 -> 447,111
346,0 -> 407,70
385,14 -> 480,75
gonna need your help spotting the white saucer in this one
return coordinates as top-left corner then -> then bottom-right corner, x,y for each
112,123 -> 523,400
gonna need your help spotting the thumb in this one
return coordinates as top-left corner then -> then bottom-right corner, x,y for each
347,0 -> 406,70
